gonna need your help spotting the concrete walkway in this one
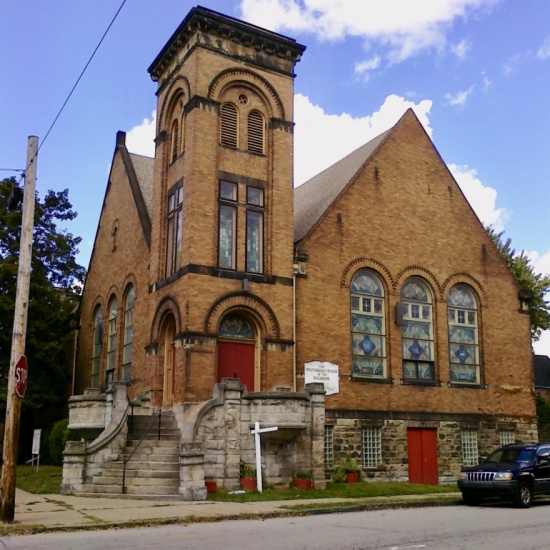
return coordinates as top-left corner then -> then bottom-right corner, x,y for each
2,489 -> 460,533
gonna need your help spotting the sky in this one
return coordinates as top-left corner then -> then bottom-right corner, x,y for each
1,0 -> 549,353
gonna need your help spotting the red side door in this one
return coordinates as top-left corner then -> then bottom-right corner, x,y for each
407,428 -> 439,485
217,341 -> 255,391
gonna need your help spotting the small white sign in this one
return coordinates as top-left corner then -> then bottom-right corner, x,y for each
32,429 -> 41,455
304,361 -> 339,395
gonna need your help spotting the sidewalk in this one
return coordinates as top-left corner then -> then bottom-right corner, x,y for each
3,489 -> 460,533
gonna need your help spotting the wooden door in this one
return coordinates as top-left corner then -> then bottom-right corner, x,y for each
407,428 -> 439,485
162,319 -> 175,407
217,340 -> 255,391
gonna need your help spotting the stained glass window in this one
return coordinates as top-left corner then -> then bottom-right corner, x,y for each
122,285 -> 134,383
246,210 -> 263,273
219,314 -> 254,339
106,296 -> 117,385
401,279 -> 434,381
448,285 -> 480,384
91,306 -> 103,388
350,271 -> 386,379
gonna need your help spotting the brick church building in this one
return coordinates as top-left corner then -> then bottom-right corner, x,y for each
63,6 -> 536,498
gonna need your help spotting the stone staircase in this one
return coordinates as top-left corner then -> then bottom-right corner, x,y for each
81,411 -> 182,498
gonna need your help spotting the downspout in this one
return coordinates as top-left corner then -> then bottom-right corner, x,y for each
71,327 -> 79,396
292,265 -> 299,391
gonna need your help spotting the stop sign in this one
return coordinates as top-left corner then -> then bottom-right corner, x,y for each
15,355 -> 28,398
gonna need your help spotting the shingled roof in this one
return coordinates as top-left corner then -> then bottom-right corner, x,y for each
129,153 -> 154,215
293,127 -> 391,243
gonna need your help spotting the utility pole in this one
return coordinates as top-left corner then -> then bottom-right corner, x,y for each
1,136 -> 38,523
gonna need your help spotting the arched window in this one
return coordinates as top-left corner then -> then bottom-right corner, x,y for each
350,271 -> 386,379
447,284 -> 480,384
219,314 -> 254,339
247,110 -> 264,154
170,119 -> 179,163
220,103 -> 238,148
91,305 -> 103,388
401,278 -> 434,381
105,296 -> 118,385
122,286 -> 135,382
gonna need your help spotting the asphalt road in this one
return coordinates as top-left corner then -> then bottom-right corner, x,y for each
2,501 -> 550,549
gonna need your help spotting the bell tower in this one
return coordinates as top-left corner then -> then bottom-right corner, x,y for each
146,7 -> 306,400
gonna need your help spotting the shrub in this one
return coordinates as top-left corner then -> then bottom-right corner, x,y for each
48,419 -> 70,466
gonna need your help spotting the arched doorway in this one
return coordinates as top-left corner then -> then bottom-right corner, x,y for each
217,313 -> 256,391
160,315 -> 176,407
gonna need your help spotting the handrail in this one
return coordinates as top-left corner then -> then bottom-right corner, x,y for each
122,409 -> 162,494
127,396 -> 134,435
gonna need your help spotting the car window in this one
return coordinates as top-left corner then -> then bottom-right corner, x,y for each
484,447 -> 535,464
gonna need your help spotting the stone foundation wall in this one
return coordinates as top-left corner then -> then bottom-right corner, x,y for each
327,413 -> 538,483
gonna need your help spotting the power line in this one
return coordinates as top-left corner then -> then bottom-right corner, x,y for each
36,0 -> 128,157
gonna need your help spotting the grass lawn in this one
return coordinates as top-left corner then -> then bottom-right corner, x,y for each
0,465 -> 63,494
3,466 -> 459,502
208,481 -> 459,503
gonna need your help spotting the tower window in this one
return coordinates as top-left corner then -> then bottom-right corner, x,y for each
170,119 -> 179,163
220,103 -> 238,148
218,181 -> 237,270
247,110 -> 264,154
166,181 -> 183,277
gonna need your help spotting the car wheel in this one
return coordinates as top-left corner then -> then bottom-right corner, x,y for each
462,492 -> 482,506
513,481 -> 533,508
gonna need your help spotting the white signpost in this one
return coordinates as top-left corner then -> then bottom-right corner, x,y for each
31,429 -> 41,472
304,361 -> 340,395
250,421 -> 278,492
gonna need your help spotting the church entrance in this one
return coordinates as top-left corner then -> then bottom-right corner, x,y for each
217,313 -> 256,391
161,315 -> 176,407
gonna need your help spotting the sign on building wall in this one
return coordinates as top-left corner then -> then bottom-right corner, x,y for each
304,361 -> 339,395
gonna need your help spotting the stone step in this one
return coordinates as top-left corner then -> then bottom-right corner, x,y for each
120,452 -> 179,463
124,444 -> 179,455
93,476 -> 179,487
127,432 -> 180,441
102,468 -> 179,479
104,462 -> 179,474
78,492 -> 185,501
85,483 -> 180,496
125,438 -> 180,448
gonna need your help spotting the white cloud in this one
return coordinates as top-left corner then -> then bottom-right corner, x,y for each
538,36 -> 550,59
481,74 -> 491,93
240,0 -> 497,65
294,93 -> 432,185
448,164 -> 509,231
355,55 -> 381,76
126,111 -> 156,157
502,53 -> 522,75
451,38 -> 472,60
534,330 -> 550,358
444,85 -> 475,106
531,249 -> 550,277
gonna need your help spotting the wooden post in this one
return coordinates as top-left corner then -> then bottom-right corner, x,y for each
0,136 -> 38,523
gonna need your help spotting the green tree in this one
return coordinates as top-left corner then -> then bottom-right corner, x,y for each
487,227 -> 550,342
0,177 -> 86,415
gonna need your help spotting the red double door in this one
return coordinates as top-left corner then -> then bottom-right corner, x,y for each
217,340 -> 255,391
407,428 -> 439,485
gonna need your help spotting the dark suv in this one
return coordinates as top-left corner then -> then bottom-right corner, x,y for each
458,443 -> 550,507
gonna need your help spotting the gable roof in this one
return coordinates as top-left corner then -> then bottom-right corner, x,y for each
294,127 -> 391,243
